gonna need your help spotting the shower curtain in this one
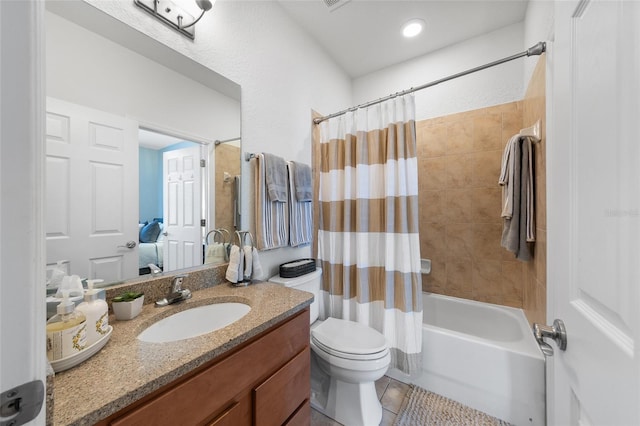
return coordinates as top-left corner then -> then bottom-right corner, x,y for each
317,94 -> 422,374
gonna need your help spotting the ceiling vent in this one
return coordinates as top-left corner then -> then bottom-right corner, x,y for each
323,0 -> 351,13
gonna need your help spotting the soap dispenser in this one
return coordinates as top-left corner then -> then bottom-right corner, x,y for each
76,279 -> 109,346
46,290 -> 87,361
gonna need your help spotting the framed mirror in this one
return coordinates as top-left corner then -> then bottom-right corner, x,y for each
44,1 -> 241,288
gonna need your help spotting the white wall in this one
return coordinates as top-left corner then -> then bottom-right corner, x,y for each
352,23 -> 528,121
82,0 -> 352,276
524,0 -> 554,87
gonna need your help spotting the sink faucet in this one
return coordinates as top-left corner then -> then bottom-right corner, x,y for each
155,274 -> 192,307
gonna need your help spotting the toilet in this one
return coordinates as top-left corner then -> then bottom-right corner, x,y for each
268,269 -> 391,426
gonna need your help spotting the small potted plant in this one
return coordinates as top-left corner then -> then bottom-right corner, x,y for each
111,291 -> 144,320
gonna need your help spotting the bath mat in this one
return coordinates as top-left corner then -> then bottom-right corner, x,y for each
393,385 -> 512,426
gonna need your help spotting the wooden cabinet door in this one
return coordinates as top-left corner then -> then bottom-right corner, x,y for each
254,347 -> 310,426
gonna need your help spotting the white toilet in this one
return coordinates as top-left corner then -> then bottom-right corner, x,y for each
269,269 -> 391,426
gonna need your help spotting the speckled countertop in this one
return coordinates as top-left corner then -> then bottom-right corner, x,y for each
51,280 -> 313,426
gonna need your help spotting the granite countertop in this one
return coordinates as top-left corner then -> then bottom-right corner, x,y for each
52,281 -> 313,426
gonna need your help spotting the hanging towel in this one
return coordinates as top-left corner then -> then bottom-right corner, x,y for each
253,154 -> 289,250
243,245 -> 253,280
287,162 -> 313,247
500,135 -> 535,261
290,161 -> 312,202
225,245 -> 244,283
499,134 -> 519,218
205,242 -> 227,265
263,153 -> 288,202
251,248 -> 264,280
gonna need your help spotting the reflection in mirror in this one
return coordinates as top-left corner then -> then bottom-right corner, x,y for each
44,2 -> 241,289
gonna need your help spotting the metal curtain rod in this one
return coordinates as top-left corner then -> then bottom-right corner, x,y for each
313,41 -> 546,125
214,137 -> 241,146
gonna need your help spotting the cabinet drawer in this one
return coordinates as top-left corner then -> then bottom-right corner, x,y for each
254,347 -> 310,426
205,394 -> 250,426
284,400 -> 310,426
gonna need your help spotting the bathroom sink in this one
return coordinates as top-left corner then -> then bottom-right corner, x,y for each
137,302 -> 251,343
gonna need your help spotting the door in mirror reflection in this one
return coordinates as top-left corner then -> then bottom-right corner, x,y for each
139,129 -> 206,276
45,98 -> 139,284
163,145 -> 203,272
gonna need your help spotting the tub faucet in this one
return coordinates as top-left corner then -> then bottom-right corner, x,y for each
148,263 -> 162,276
155,274 -> 192,307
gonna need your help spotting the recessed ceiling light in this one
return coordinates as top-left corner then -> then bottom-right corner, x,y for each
402,19 -> 425,38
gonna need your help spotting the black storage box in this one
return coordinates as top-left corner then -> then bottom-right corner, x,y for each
279,259 -> 316,278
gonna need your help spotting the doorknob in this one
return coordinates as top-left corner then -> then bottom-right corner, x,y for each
118,240 -> 137,249
533,319 -> 567,356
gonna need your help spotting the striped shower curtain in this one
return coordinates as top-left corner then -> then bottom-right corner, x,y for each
317,94 -> 422,374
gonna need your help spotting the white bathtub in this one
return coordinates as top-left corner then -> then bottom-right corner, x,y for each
388,293 -> 546,426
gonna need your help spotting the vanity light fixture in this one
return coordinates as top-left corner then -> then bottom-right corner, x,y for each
402,18 -> 425,38
134,0 -> 214,40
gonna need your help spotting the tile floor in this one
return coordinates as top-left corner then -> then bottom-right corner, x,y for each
310,376 -> 411,426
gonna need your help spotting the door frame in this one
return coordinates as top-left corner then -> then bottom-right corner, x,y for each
0,0 -> 47,422
138,121 -> 213,236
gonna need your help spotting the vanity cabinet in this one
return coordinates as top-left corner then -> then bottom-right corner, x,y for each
98,309 -> 310,426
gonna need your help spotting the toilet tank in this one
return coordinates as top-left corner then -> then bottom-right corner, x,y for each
268,268 -> 322,324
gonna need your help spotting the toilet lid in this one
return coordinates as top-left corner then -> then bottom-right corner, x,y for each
311,317 -> 388,356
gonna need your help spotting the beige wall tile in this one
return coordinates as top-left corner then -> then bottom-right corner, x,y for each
445,189 -> 473,223
473,114 -> 502,151
422,157 -> 447,190
471,223 -> 503,260
446,223 -> 473,260
421,190 -> 446,223
421,222 -> 446,259
446,260 -> 473,299
422,124 -> 447,158
446,121 -> 474,154
472,150 -> 502,188
472,260 -> 502,303
445,154 -> 473,188
471,187 -> 502,224
502,260 -> 524,308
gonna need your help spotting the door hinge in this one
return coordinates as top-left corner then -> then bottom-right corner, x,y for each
200,159 -> 206,168
1,380 -> 44,426
200,219 -> 206,227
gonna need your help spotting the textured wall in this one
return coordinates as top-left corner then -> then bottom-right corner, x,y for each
59,0 -> 353,277
352,22 -> 527,121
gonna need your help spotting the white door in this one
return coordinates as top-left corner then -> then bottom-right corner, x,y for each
163,146 -> 203,272
548,1 -> 640,424
46,98 -> 138,283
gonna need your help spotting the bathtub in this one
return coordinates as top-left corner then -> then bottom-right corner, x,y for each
387,293 -> 546,426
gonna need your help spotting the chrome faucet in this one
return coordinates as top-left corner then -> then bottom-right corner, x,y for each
155,274 -> 192,307
148,263 -> 162,276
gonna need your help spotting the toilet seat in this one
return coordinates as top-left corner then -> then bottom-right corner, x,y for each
311,317 -> 389,361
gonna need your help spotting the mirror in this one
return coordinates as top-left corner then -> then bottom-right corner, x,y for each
44,1 -> 241,288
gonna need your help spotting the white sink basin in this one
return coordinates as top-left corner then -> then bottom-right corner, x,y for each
137,302 -> 251,343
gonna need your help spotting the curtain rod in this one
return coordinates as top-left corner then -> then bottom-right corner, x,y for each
214,137 -> 241,146
313,41 -> 546,125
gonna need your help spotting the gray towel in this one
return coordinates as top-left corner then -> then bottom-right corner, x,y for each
291,161 -> 312,202
263,153 -> 288,202
501,136 -> 532,261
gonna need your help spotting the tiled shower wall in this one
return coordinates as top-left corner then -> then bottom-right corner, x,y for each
214,144 -> 241,233
522,56 -> 546,325
419,55 -> 546,320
